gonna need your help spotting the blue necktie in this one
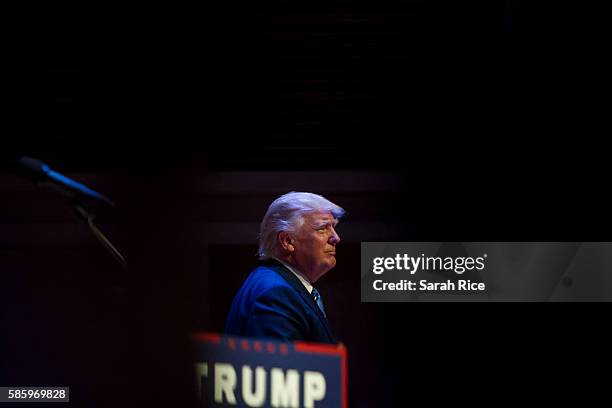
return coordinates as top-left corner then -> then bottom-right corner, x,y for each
311,288 -> 326,318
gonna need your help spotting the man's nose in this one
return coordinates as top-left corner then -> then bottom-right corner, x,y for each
329,227 -> 341,244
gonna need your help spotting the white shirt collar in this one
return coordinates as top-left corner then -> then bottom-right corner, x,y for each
272,257 -> 313,294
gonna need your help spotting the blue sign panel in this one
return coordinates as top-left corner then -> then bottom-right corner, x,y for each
193,333 -> 347,408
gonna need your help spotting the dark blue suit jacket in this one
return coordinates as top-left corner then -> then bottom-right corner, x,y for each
224,259 -> 337,344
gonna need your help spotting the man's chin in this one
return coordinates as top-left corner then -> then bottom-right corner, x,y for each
324,259 -> 337,273
324,255 -> 336,268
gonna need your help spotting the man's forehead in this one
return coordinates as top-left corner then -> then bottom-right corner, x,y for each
306,211 -> 338,223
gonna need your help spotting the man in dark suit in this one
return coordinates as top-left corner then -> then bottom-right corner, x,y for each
225,191 -> 344,344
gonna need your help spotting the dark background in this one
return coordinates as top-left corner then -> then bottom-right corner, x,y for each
2,1 -> 609,407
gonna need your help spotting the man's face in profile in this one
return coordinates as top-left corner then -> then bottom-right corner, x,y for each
292,210 -> 341,283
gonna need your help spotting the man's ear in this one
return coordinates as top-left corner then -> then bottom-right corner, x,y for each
278,231 -> 295,252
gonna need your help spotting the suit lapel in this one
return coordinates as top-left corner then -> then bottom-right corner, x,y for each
265,261 -> 337,343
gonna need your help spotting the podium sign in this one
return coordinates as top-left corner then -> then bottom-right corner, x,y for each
193,333 -> 347,408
